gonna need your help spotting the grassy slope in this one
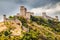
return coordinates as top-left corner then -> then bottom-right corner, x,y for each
0,16 -> 60,40
27,21 -> 60,40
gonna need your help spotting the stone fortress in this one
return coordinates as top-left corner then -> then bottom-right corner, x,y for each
3,6 -> 59,22
2,6 -> 59,36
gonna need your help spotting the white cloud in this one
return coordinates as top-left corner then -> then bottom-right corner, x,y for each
30,2 -> 60,16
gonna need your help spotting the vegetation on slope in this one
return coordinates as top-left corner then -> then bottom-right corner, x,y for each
0,16 -> 60,40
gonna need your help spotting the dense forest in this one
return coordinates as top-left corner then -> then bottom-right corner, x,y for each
0,15 -> 60,40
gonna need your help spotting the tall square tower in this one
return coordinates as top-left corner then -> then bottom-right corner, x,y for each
20,6 -> 27,17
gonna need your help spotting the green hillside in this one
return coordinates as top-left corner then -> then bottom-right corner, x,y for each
0,16 -> 60,40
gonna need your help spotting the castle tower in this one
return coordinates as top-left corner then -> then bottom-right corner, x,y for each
3,14 -> 6,22
20,6 -> 27,17
42,12 -> 47,18
42,12 -> 46,16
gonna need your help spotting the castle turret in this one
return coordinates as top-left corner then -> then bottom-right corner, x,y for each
3,14 -> 6,22
42,12 -> 46,16
20,6 -> 27,17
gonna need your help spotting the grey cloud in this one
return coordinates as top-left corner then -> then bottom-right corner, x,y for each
0,0 -> 19,14
0,0 -> 60,8
16,0 -> 60,8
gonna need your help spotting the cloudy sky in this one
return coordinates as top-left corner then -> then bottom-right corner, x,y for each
0,0 -> 60,21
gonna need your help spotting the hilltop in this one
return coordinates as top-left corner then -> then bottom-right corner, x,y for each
0,16 -> 60,40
